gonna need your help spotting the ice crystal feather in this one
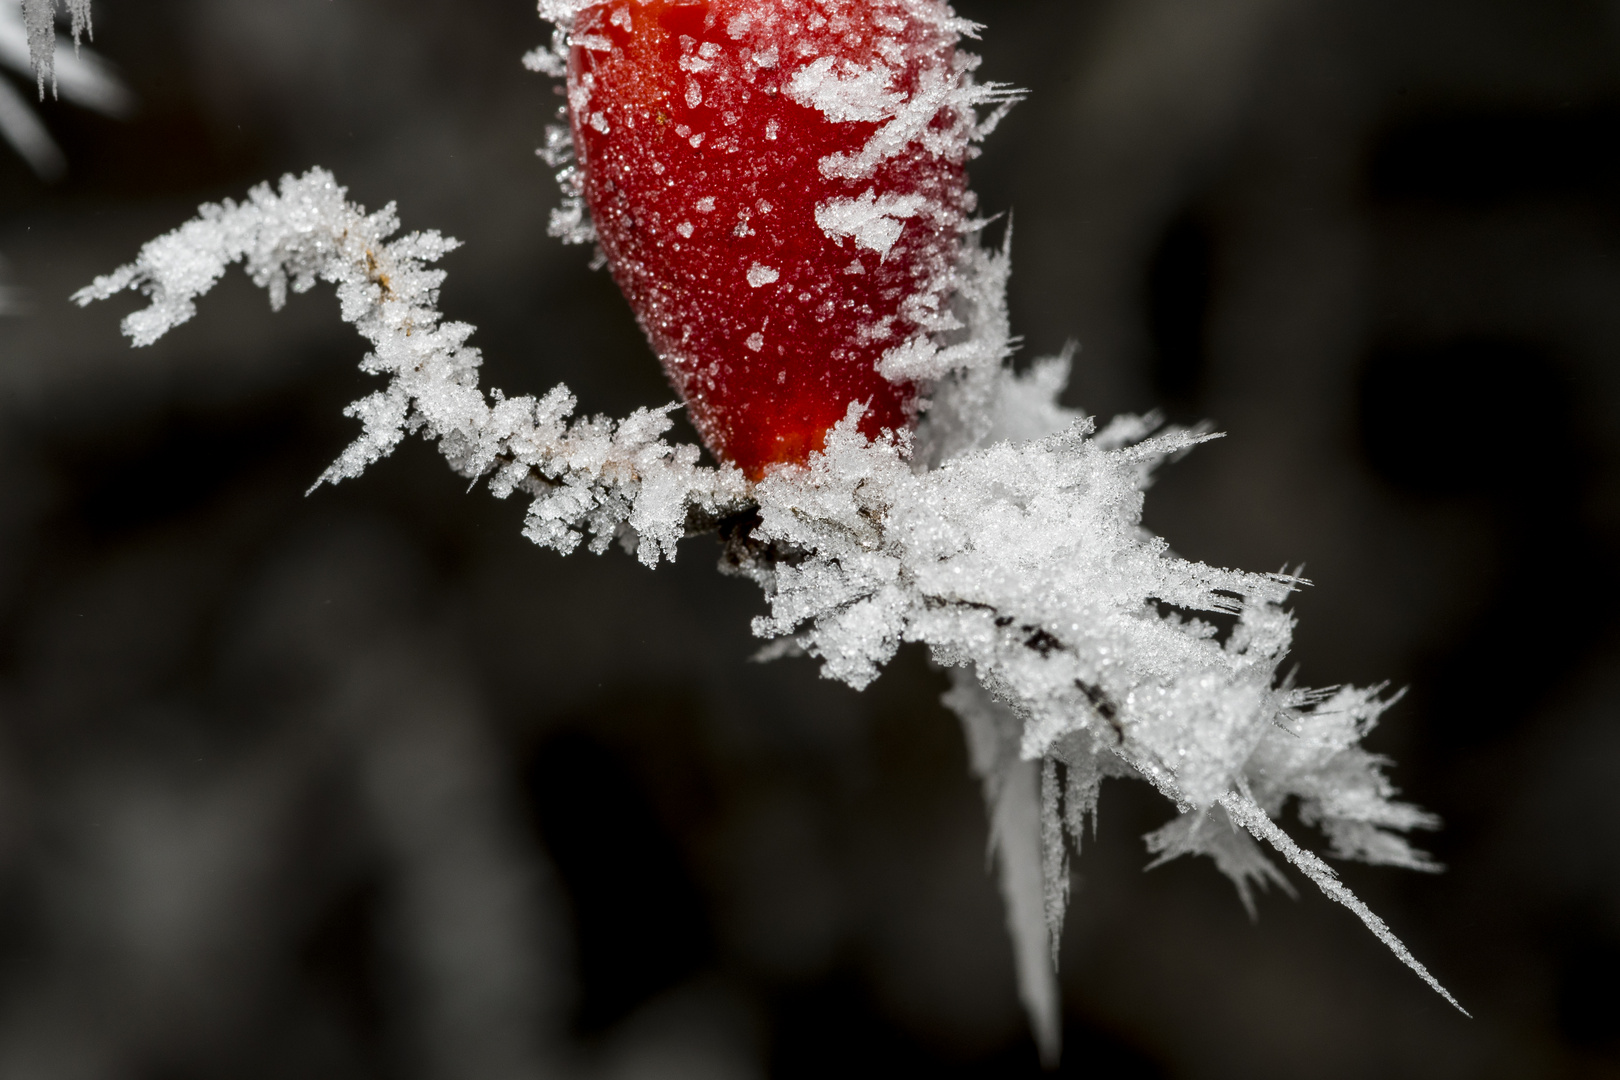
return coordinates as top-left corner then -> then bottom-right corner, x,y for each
78,164 -> 1464,1060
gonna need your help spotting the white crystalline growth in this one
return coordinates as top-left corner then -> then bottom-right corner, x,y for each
784,55 -> 906,122
72,169 -> 751,567
759,2 -> 1020,183
1,0 -> 129,179
740,393 -> 1465,1055
18,0 -> 92,99
3,0 -> 125,110
814,189 -> 929,259
79,166 -> 1465,1067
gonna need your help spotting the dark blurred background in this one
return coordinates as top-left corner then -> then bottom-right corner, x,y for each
2,0 -> 1618,1076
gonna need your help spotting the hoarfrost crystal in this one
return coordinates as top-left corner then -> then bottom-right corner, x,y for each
16,0 -> 91,97
2,0 -> 131,178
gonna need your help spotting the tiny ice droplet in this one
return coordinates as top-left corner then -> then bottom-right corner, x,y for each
697,197 -> 716,213
745,332 -> 765,352
677,222 -> 694,238
747,264 -> 779,287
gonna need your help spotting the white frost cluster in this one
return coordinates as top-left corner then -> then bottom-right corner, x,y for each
740,288 -> 1463,1054
1,0 -> 130,178
524,18 -> 597,251
79,164 -> 1463,1063
814,189 -> 928,259
17,0 -> 91,98
72,169 -> 752,566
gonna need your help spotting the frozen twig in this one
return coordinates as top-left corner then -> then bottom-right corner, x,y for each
72,169 -> 752,566
79,160 -> 1464,1062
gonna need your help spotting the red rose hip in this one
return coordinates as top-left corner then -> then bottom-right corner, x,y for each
565,0 -> 975,478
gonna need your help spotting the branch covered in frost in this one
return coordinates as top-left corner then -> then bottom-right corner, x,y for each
79,166 -> 1463,1064
72,169 -> 752,566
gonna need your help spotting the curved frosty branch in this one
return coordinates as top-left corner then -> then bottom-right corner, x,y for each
72,168 -> 752,566
77,166 -> 1465,1056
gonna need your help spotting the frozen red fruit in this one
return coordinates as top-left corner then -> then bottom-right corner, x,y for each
566,0 -> 975,478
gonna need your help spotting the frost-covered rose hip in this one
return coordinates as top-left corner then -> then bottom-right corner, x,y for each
566,0 -> 977,477
80,0 -> 1468,1041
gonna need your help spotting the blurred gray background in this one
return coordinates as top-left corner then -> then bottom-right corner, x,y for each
3,0 -> 1619,1076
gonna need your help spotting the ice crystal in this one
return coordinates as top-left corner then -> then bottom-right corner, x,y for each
1,0 -> 130,178
17,0 -> 92,99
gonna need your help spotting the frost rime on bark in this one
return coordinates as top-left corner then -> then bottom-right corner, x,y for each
78,167 -> 1466,1063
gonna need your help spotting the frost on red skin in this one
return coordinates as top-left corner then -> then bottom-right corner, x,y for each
567,0 -> 973,478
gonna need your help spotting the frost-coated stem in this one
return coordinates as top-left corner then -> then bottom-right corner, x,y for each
79,166 -> 1465,1059
71,169 -> 752,565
